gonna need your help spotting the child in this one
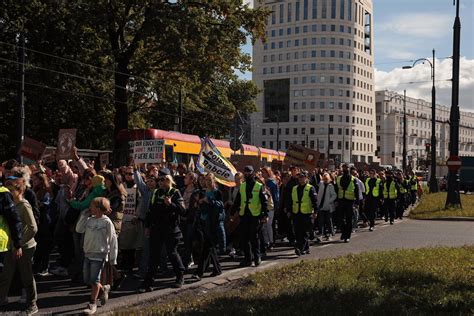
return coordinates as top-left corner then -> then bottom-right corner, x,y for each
76,197 -> 118,315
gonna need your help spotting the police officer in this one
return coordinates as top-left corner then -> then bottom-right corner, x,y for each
288,171 -> 317,256
335,164 -> 359,243
408,171 -> 419,205
233,166 -> 268,267
395,171 -> 408,220
139,168 -> 186,292
382,170 -> 400,225
364,169 -> 383,231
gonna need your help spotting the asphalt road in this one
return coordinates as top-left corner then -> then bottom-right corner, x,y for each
1,218 -> 473,315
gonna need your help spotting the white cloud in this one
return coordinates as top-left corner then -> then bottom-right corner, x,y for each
375,57 -> 474,111
379,13 -> 452,38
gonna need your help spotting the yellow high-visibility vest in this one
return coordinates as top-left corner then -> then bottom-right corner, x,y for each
292,184 -> 314,214
383,181 -> 398,199
365,178 -> 381,197
336,176 -> 356,200
239,182 -> 263,217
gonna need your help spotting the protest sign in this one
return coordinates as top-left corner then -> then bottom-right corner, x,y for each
18,137 -> 47,161
124,188 -> 137,217
99,153 -> 109,168
197,137 -> 238,187
56,129 -> 77,160
230,155 -> 261,173
284,143 -> 320,169
131,139 -> 165,164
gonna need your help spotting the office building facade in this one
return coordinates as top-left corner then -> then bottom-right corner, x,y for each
376,90 -> 474,168
251,0 -> 377,163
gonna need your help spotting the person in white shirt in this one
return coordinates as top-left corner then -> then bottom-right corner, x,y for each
76,197 -> 118,315
316,173 -> 337,240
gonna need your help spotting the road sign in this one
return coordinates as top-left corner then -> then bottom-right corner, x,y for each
230,138 -> 242,152
446,156 -> 462,171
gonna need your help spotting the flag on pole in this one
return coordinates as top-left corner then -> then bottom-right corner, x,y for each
197,137 -> 238,187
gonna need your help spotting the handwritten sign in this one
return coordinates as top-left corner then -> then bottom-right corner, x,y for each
124,188 -> 137,216
130,139 -> 165,164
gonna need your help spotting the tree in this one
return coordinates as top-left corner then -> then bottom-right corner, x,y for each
0,0 -> 268,162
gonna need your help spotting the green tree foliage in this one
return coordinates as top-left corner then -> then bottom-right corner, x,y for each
0,0 -> 268,161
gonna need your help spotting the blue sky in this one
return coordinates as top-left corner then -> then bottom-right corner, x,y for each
240,0 -> 474,110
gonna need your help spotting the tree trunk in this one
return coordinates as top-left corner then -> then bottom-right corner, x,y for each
113,59 -> 130,166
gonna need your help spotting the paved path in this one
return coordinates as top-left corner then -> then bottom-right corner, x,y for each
1,218 -> 473,315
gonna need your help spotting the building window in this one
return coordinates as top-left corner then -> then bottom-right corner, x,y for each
348,0 -> 352,20
312,24 -> 317,32
271,5 -> 276,24
303,25 -> 308,33
285,128 -> 290,135
310,115 -> 315,122
331,0 -> 336,18
294,128 -> 298,134
270,128 -> 274,135
320,115 -> 325,121
340,0 -> 345,19
302,127 -> 306,134
312,0 -> 318,19
321,0 -> 327,18
294,115 -> 298,122
287,27 -> 292,35
288,2 -> 292,22
262,141 -> 266,147
296,1 -> 300,21
304,0 -> 308,20
279,4 -> 284,23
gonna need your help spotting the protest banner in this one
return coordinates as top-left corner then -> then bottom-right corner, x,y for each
56,129 -> 77,160
18,137 -> 47,161
131,139 -> 165,164
230,155 -> 261,173
124,188 -> 137,218
283,143 -> 321,169
197,137 -> 238,187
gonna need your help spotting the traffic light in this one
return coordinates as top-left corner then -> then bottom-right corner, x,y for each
392,151 -> 395,158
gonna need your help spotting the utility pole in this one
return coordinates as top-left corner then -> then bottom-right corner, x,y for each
276,109 -> 280,152
342,127 -> 345,162
429,49 -> 439,193
446,0 -> 462,208
403,89 -> 407,173
16,33 -> 25,163
178,88 -> 183,133
327,124 -> 331,160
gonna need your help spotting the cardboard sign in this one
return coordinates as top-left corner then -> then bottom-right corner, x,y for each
230,155 -> 261,173
124,188 -> 137,216
41,148 -> 56,164
18,137 -> 47,161
284,143 -> 320,169
56,129 -> 77,160
99,153 -> 109,167
130,139 -> 165,164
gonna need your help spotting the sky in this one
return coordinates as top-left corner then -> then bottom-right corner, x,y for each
240,0 -> 474,110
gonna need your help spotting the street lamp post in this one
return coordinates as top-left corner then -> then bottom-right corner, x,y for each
403,50 -> 438,193
446,0 -> 462,208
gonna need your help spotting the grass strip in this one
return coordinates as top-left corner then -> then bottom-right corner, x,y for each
118,246 -> 474,315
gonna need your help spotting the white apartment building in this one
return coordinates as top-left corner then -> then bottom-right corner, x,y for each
376,90 -> 474,168
251,0 -> 377,163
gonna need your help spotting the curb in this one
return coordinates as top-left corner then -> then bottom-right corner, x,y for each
412,216 -> 474,222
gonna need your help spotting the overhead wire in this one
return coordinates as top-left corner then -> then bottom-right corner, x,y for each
0,76 -> 231,130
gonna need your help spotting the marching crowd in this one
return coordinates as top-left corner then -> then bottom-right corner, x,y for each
0,149 -> 422,315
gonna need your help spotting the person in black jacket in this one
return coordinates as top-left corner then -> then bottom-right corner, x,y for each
139,168 -> 186,292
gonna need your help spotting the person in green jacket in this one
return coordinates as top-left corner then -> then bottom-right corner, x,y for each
69,175 -> 107,211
